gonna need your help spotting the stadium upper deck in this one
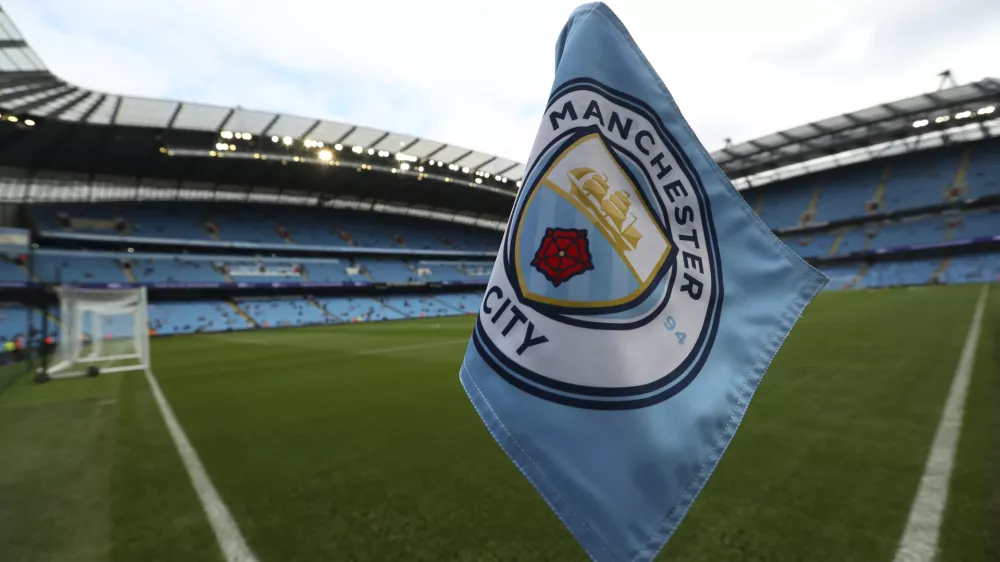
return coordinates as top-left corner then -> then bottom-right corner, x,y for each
0,5 -> 997,226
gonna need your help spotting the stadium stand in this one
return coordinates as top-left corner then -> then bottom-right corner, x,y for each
751,137 -> 1000,230
28,202 -> 500,252
0,12 -> 997,348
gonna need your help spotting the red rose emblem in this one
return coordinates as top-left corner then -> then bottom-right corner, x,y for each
530,228 -> 594,287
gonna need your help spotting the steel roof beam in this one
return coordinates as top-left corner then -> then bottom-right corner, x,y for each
399,138 -> 420,152
423,144 -> 448,160
77,94 -> 107,123
448,149 -> 473,164
260,114 -> 281,137
368,131 -> 390,148
300,119 -> 321,140
332,125 -> 356,145
0,80 -> 61,104
165,102 -> 183,130
10,86 -> 76,113
44,89 -> 91,119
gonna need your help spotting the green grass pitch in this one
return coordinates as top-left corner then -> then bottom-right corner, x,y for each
0,284 -> 997,561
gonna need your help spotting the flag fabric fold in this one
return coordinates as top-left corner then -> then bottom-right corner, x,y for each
459,3 -> 828,560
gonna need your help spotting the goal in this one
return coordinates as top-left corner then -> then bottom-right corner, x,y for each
46,287 -> 150,379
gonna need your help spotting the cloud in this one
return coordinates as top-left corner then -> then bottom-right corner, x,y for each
5,0 -> 999,162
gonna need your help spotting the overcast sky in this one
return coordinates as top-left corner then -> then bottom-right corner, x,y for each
5,0 -> 999,162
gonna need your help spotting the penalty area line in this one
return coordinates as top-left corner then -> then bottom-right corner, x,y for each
892,284 -> 990,562
143,368 -> 259,562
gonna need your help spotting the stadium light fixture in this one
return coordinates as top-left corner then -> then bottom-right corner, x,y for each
316,141 -> 323,148
271,135 -> 279,143
429,159 -> 436,165
438,161 -> 444,167
352,146 -> 363,153
448,164 -> 458,171
912,119 -> 929,128
244,133 -> 252,141
417,166 -> 424,172
229,144 -> 236,151
400,163 -> 410,171
368,148 -> 375,155
318,149 -> 333,161
282,136 -> 293,145
234,132 -> 243,140
396,153 -> 417,162
221,130 -> 234,139
462,167 -> 470,173
978,106 -> 995,115
475,178 -> 483,184
516,180 -> 522,188
215,142 -> 226,150
209,150 -> 217,157
955,111 -> 972,119
501,177 -> 508,183
304,140 -> 312,148
495,175 -> 502,181
127,247 -> 134,253
7,115 -> 17,122
293,156 -> 300,162
391,168 -> 398,173
254,153 -> 261,159
335,143 -> 344,151
24,119 -> 35,127
935,115 -> 950,124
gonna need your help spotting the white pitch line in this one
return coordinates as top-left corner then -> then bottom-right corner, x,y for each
143,369 -> 259,562
892,284 -> 989,562
354,338 -> 467,356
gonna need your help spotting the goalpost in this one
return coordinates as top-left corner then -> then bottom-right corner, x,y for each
45,287 -> 151,380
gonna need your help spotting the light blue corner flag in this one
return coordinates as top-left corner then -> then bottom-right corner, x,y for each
458,3 -> 827,561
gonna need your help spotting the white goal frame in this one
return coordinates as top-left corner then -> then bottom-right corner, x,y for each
47,286 -> 151,379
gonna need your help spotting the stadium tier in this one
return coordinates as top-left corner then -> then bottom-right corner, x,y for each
28,202 -> 499,252
749,136 -> 1000,230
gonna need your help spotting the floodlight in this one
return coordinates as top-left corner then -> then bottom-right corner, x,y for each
24,119 -> 35,126
271,135 -> 279,142
335,144 -> 344,150
978,106 -> 995,115
955,111 -> 972,119
282,136 -> 293,145
318,149 -> 333,161
221,130 -> 233,139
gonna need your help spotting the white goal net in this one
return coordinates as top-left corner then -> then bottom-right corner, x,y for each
47,287 -> 150,379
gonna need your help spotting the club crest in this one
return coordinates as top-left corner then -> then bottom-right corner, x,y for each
474,80 -> 724,409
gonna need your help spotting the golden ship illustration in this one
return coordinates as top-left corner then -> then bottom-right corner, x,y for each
567,167 -> 643,253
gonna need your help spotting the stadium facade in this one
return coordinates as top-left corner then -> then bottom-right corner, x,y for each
0,5 -> 999,374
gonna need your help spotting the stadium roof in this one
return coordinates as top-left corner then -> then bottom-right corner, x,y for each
0,10 -> 527,183
712,78 -> 1000,182
0,5 -> 996,213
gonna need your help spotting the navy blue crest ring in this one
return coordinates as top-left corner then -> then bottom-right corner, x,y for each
473,79 -> 725,409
